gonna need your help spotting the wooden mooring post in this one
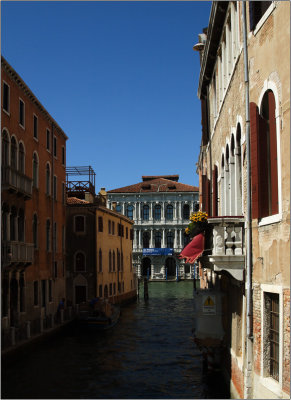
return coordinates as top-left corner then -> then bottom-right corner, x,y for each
144,278 -> 149,300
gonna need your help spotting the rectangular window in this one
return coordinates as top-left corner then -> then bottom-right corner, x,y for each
126,227 -> 128,239
53,222 -> 57,252
46,129 -> 50,151
53,176 -> 57,200
109,283 -> 112,296
249,1 -> 272,31
33,115 -> 38,139
53,136 -> 57,157
130,229 -> 134,241
41,280 -> 46,307
3,82 -> 10,113
112,222 -> 115,235
75,215 -> 85,232
108,220 -> 111,234
62,146 -> 65,165
54,262 -> 58,278
113,283 -> 116,295
49,280 -> 52,302
99,285 -> 103,298
34,281 -> 39,306
98,216 -> 103,232
19,99 -> 25,127
269,293 -> 279,381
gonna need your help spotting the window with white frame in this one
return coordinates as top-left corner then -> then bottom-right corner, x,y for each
3,81 -> 10,113
19,99 -> 25,128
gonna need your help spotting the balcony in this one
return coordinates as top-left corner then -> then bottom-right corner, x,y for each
2,241 -> 34,268
200,217 -> 245,281
2,166 -> 33,199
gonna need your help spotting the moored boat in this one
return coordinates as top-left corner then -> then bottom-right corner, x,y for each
77,299 -> 120,330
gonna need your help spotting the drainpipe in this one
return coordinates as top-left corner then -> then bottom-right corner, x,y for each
242,3 -> 253,398
51,123 -> 55,307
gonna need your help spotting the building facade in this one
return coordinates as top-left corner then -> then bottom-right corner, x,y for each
194,2 -> 290,399
66,172 -> 136,306
1,57 -> 68,347
107,175 -> 199,280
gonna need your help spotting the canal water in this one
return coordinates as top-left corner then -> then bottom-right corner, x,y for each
2,281 -> 229,399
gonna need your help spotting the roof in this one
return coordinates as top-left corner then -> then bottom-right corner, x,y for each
108,177 -> 198,194
142,175 -> 179,182
66,197 -> 91,205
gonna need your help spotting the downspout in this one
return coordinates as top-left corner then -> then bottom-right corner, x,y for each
242,3 -> 253,398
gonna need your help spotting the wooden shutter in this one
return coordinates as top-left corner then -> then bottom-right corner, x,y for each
268,91 -> 279,215
258,115 -> 269,218
250,102 -> 260,219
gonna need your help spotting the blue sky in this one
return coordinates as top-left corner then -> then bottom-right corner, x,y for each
2,1 -> 211,190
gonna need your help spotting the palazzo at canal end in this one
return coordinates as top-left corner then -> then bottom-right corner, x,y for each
107,175 -> 199,281
2,282 -> 229,399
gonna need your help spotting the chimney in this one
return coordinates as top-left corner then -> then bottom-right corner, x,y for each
98,187 -> 107,206
112,202 -> 117,211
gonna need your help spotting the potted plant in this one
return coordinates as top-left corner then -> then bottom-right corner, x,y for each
185,211 -> 209,239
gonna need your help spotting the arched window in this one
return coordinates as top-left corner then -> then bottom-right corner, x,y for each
166,204 -> 173,221
126,205 -> 134,219
166,232 -> 174,248
260,90 -> 278,217
11,136 -> 17,170
99,249 -> 102,272
2,130 -> 10,167
183,204 -> 190,220
221,153 -> 225,215
154,204 -> 161,221
212,165 -> 218,216
46,163 -> 51,195
18,209 -> 25,242
75,252 -> 86,271
2,203 -> 9,241
235,124 -> 242,215
32,152 -> 39,188
230,134 -> 236,215
143,231 -> 150,248
46,219 -> 50,251
18,142 -> 25,173
109,250 -> 112,272
154,231 -> 161,248
142,205 -> 149,220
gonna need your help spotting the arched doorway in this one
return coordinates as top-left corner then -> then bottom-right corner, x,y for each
165,257 -> 176,277
141,257 -> 151,277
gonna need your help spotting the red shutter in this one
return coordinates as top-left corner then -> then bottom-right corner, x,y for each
212,167 -> 218,216
268,91 -> 279,215
250,102 -> 260,219
258,115 -> 269,218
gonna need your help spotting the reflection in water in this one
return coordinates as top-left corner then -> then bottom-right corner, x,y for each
2,282 -> 228,399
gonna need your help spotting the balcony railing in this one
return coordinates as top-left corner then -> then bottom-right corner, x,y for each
2,241 -> 34,267
2,166 -> 33,199
200,216 -> 245,281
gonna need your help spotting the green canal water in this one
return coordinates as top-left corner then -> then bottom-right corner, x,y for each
2,281 -> 229,399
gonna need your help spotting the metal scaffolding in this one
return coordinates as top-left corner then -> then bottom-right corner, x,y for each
66,166 -> 96,198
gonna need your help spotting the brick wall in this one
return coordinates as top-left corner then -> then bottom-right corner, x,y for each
283,289 -> 290,393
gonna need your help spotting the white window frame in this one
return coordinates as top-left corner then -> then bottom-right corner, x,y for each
2,80 -> 10,115
33,114 -> 38,140
253,2 -> 276,37
19,98 -> 25,129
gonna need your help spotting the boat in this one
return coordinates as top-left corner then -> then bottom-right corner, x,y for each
77,299 -> 120,330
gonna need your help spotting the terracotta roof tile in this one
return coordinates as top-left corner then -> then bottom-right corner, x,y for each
108,178 -> 198,193
67,197 -> 90,205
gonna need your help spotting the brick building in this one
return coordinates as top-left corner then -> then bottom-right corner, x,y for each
193,2 -> 290,398
1,56 -> 68,348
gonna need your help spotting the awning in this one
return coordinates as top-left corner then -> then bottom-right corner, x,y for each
179,233 -> 205,264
